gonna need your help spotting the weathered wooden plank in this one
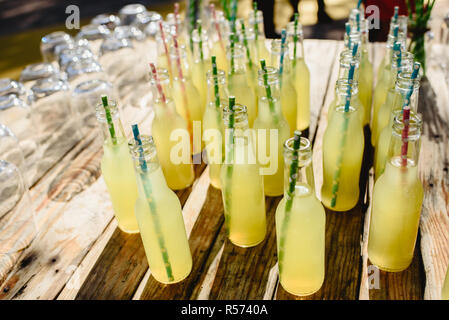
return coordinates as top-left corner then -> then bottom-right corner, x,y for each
139,185 -> 224,300
417,66 -> 449,300
73,163 -> 207,300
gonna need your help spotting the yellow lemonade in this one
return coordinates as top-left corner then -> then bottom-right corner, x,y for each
254,67 -> 290,196
221,103 -> 266,247
442,266 -> 449,300
321,105 -> 364,211
359,49 -> 373,126
191,28 -> 211,113
276,136 -> 325,296
96,100 -> 139,233
150,68 -> 194,190
130,134 -> 192,284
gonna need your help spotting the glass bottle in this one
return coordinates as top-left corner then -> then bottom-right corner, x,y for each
227,43 -> 257,127
253,67 -> 290,196
95,99 -> 139,233
374,71 -> 420,179
0,79 -> 28,100
119,3 -> 146,26
248,9 -> 270,63
40,31 -> 74,63
66,58 -> 107,88
150,68 -> 194,190
58,46 -> 96,71
220,103 -> 266,247
203,68 -> 228,189
368,112 -> 423,272
20,62 -> 61,90
372,50 -> 414,146
130,134 -> 192,283
270,39 -> 298,135
443,265 -> 449,300
276,135 -> 325,296
75,24 -> 111,56
191,27 -> 211,113
328,79 -> 364,123
169,43 -> 204,155
287,21 -> 310,132
321,101 -> 364,211
91,13 -> 121,30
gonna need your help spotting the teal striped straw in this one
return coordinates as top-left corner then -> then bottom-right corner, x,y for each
393,6 -> 399,24
357,0 -> 362,9
330,43 -> 358,208
345,22 -> 352,49
131,124 -> 174,282
278,130 -> 302,275
402,62 -> 421,111
279,29 -> 287,87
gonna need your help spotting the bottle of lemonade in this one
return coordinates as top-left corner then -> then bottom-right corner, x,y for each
443,265 -> 449,299
372,50 -> 414,146
321,93 -> 364,211
253,64 -> 290,196
248,4 -> 270,63
227,42 -> 257,127
328,79 -> 364,123
357,20 -> 373,126
209,5 -> 229,73
287,18 -> 310,132
149,65 -> 194,190
203,58 -> 228,189
170,39 -> 204,154
368,109 -> 423,272
130,129 -> 192,283
375,110 -> 421,180
96,96 -> 139,233
374,69 -> 420,179
191,26 -> 211,113
276,132 -> 325,296
270,37 -> 298,135
220,99 -> 266,247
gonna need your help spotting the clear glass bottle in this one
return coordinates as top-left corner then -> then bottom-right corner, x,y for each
321,102 -> 364,211
374,71 -> 420,179
58,47 -> 96,71
270,39 -> 297,135
368,112 -> 423,272
0,79 -> 28,100
150,68 -> 195,190
130,134 -> 192,283
91,13 -> 121,30
95,99 -> 139,233
328,79 -> 364,123
20,62 -> 61,90
287,21 -> 310,131
191,27 -> 211,114
169,43 -> 204,154
220,103 -> 266,247
372,50 -> 414,146
203,68 -> 228,189
248,9 -> 270,63
337,49 -> 361,82
276,135 -> 325,296
253,67 -> 290,196
75,24 -> 111,55
119,3 -> 147,26
227,43 -> 257,127
66,58 -> 107,88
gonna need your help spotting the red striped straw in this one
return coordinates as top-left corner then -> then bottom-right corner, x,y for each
158,21 -> 172,75
210,3 -> 225,51
400,105 -> 411,167
174,2 -> 180,35
149,63 -> 167,104
173,35 -> 185,82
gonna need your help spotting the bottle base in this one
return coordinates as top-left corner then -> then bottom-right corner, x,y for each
117,225 -> 140,234
229,236 -> 265,248
368,258 -> 412,273
280,282 -> 322,297
152,265 -> 193,285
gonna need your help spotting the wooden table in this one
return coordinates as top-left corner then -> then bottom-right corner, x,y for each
0,39 -> 448,300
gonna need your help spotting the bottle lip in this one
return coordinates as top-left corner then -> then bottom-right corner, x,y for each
248,10 -> 264,24
0,79 -> 26,97
270,38 -> 289,53
335,105 -> 358,114
395,72 -> 421,90
91,14 -> 121,29
0,94 -> 28,111
95,99 -> 118,122
257,66 -> 279,85
286,21 -> 304,37
114,25 -> 145,42
100,37 -> 133,54
66,58 -> 103,79
128,134 -> 157,163
223,103 -> 248,126
54,39 -> 91,57
339,49 -> 361,64
31,76 -> 69,98
41,31 -> 73,46
226,42 -> 244,59
206,69 -> 226,83
336,79 -> 359,93
191,28 -> 209,42
73,79 -> 113,96
20,63 -> 59,82
284,136 -> 311,154
169,43 -> 188,59
119,3 -> 147,25
392,110 -> 422,139
149,67 -> 170,87
59,47 -> 95,69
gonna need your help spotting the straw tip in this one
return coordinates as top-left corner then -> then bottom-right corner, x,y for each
101,95 -> 108,107
294,130 -> 302,138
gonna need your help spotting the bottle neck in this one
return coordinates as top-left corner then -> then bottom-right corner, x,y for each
257,67 -> 281,104
249,10 -> 265,40
387,110 -> 422,169
393,73 -> 420,112
335,79 -> 359,106
150,69 -> 176,116
129,134 -> 162,174
270,39 -> 292,73
338,50 -> 360,81
206,69 -> 228,106
227,43 -> 246,74
191,29 -> 210,63
95,100 -> 126,146
283,137 -> 315,196
287,21 -> 304,60
170,45 -> 191,80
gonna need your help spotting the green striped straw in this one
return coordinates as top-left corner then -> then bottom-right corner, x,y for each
260,59 -> 280,125
230,0 -> 237,34
330,43 -> 358,208
240,20 -> 253,69
211,56 -> 222,125
279,29 -> 287,87
230,33 -> 236,74
197,19 -> 204,61
253,2 -> 259,41
221,0 -> 231,20
131,124 -> 174,282
278,130 -> 302,275
224,96 -> 236,234
188,0 -> 196,52
101,95 -> 117,145
293,13 -> 299,67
